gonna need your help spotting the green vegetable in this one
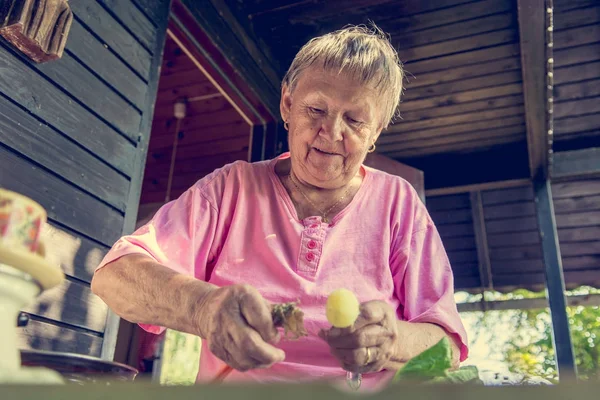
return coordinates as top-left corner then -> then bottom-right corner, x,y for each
394,336 -> 453,381
432,366 -> 480,384
393,337 -> 481,384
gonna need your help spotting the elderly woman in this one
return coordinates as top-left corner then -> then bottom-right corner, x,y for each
91,25 -> 468,390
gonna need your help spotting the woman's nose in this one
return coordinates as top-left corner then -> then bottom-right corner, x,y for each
320,115 -> 343,142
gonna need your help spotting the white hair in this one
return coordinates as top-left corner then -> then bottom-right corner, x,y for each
282,24 -> 404,129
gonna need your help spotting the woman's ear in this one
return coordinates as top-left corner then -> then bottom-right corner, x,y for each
280,84 -> 292,122
372,129 -> 383,146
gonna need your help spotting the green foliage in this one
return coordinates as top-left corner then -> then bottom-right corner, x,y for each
159,329 -> 202,385
465,286 -> 600,381
393,337 -> 480,384
394,337 -> 453,381
431,366 -> 480,384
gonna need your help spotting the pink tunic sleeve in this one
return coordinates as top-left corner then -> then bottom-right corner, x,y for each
390,195 -> 469,362
95,181 -> 219,334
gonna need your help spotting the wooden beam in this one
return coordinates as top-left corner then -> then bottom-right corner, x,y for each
470,192 -> 493,291
517,0 -> 551,180
178,0 -> 281,118
187,93 -> 223,102
383,134 -> 524,159
168,3 -> 285,158
552,148 -> 600,179
458,293 -> 600,312
534,178 -> 577,380
207,0 -> 281,86
166,29 -> 253,126
425,179 -> 531,197
169,2 -> 276,122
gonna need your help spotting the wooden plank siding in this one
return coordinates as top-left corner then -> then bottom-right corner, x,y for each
67,21 -> 148,110
0,43 -> 138,176
553,2 -> 600,146
69,0 -> 153,80
427,177 -> 600,291
134,0 -> 171,26
427,194 -> 480,285
18,319 -> 103,357
379,0 -> 526,159
517,0 -> 550,180
0,0 -> 171,358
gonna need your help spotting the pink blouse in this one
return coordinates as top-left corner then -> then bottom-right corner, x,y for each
97,153 -> 468,390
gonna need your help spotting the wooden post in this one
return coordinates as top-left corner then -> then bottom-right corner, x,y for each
425,179 -> 531,197
517,0 -> 551,181
533,178 -> 577,380
470,191 -> 493,292
520,0 -> 575,381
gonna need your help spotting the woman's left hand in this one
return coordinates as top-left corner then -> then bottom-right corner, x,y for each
319,300 -> 399,374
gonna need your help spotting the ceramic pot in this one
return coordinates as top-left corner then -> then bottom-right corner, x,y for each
0,189 -> 46,253
0,189 -> 63,290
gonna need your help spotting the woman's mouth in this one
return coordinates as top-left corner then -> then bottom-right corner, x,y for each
313,147 -> 338,156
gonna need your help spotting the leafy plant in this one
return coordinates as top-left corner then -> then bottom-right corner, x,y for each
464,286 -> 600,381
393,337 -> 481,384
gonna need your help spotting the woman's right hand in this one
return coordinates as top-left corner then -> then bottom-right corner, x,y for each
195,284 -> 285,371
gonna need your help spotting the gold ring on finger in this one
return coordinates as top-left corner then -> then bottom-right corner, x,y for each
365,347 -> 372,365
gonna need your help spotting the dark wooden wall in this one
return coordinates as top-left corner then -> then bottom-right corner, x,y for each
553,0 -> 600,150
428,178 -> 600,292
427,192 -> 479,289
140,35 -> 251,205
0,0 -> 171,357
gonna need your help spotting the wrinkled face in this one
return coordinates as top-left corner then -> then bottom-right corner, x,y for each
280,67 -> 384,189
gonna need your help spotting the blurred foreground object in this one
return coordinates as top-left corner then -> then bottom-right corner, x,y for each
0,189 -> 64,383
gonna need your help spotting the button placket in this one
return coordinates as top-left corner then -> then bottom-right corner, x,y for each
297,218 -> 326,277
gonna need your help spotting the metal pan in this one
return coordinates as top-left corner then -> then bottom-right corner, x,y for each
20,349 -> 138,384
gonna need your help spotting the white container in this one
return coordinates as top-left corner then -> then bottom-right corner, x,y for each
0,265 -> 63,384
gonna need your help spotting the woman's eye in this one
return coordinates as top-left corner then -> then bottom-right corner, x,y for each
347,116 -> 361,124
309,107 -> 324,114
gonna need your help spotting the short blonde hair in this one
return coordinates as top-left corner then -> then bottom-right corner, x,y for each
282,24 -> 404,129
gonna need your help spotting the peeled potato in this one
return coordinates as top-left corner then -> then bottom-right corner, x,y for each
326,288 -> 360,328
